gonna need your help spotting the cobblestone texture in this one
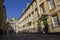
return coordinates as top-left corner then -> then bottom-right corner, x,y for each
0,33 -> 60,40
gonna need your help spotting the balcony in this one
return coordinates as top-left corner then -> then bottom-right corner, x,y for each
41,13 -> 48,18
42,13 -> 48,16
39,13 -> 48,20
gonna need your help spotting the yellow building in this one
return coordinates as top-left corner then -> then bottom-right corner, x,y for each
36,0 -> 60,33
7,17 -> 19,33
18,0 -> 39,33
18,0 -> 60,33
0,0 -> 7,33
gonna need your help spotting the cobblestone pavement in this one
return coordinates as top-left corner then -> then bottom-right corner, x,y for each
0,33 -> 60,40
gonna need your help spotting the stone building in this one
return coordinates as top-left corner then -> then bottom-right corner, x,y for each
36,0 -> 60,33
18,0 -> 41,33
0,0 -> 7,33
7,17 -> 19,33
18,0 -> 60,33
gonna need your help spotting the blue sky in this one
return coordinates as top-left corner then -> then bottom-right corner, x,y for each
5,0 -> 32,19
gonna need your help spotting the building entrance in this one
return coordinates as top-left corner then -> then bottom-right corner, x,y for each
43,19 -> 48,33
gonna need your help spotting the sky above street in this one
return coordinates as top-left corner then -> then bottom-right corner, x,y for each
5,0 -> 32,19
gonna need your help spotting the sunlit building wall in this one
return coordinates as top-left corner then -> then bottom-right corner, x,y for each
18,0 -> 39,33
18,0 -> 60,33
7,18 -> 19,33
36,0 -> 60,33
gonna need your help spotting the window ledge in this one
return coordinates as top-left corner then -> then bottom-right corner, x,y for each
52,23 -> 60,28
57,3 -> 60,6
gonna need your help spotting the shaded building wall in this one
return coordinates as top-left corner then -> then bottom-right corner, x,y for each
0,0 -> 7,33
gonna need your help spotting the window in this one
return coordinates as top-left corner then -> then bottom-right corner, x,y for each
34,1 -> 37,7
23,25 -> 25,27
52,15 -> 59,26
28,22 -> 31,26
31,12 -> 34,19
35,8 -> 39,17
48,0 -> 55,9
29,14 -> 31,17
33,1 -> 36,9
25,17 -> 26,20
40,3 -> 45,14
27,16 -> 28,18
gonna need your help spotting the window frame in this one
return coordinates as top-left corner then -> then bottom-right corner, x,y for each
48,0 -> 55,9
52,15 -> 59,27
40,3 -> 45,14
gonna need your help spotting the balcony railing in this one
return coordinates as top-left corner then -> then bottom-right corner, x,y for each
40,13 -> 48,18
42,13 -> 48,16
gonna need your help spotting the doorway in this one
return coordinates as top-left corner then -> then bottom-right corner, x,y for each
43,19 -> 48,33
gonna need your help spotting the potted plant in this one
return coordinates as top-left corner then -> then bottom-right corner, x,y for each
43,21 -> 48,25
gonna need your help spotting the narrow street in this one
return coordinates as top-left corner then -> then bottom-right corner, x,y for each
0,33 -> 60,40
0,0 -> 60,40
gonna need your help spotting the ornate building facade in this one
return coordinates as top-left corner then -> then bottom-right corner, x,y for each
7,17 -> 19,33
18,0 -> 60,33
